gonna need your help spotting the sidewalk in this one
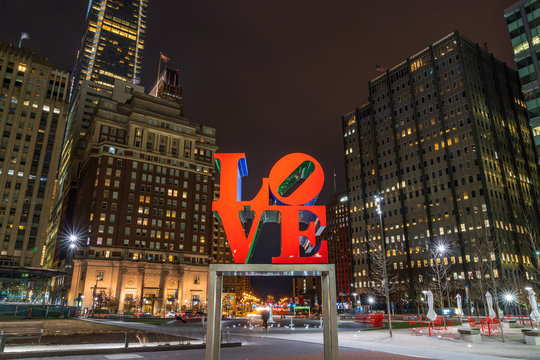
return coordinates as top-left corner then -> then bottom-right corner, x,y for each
254,326 -> 540,360
3,340 -> 203,353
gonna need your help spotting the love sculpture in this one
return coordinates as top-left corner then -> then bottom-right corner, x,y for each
212,152 -> 327,264
206,153 -> 338,360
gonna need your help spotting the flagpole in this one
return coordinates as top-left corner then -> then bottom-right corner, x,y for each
18,34 -> 23,48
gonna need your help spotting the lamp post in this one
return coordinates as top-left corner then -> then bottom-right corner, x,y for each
503,292 -> 516,316
374,196 -> 393,337
352,292 -> 358,313
368,296 -> 374,312
436,244 -> 451,317
91,272 -> 103,316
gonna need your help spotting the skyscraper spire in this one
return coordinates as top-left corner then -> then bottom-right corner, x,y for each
71,0 -> 149,96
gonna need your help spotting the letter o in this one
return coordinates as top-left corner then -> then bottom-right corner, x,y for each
268,153 -> 324,206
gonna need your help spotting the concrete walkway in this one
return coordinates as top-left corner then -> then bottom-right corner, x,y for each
252,326 -> 540,360
4,318 -> 540,360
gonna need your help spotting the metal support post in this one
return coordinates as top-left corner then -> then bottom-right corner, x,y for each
205,267 -> 222,360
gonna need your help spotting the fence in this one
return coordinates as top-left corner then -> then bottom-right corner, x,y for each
0,304 -> 77,318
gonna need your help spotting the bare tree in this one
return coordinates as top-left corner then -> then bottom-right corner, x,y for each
367,235 -> 400,337
519,208 -> 540,287
123,295 -> 140,315
469,227 -> 506,342
427,244 -> 452,327
96,290 -> 119,313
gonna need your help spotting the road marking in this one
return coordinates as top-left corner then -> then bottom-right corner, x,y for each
104,355 -> 143,359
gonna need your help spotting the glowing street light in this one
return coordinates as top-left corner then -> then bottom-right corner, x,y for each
368,297 -> 374,304
374,195 -> 392,336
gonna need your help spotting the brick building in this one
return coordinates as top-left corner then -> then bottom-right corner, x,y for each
67,92 -> 217,314
324,192 -> 353,306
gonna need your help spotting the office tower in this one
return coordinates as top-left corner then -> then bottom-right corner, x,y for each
46,0 -> 149,269
150,67 -> 184,113
71,0 -> 148,94
0,42 -> 69,269
343,32 -> 540,308
505,0 -> 540,160
323,192 -> 353,307
292,276 -> 321,308
44,79 -> 143,269
67,93 -> 217,314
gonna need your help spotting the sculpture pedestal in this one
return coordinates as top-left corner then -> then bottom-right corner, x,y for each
205,264 -> 339,360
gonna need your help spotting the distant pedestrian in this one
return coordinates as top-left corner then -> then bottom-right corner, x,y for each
261,309 -> 270,330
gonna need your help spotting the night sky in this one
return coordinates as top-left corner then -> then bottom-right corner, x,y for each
1,0 -> 518,298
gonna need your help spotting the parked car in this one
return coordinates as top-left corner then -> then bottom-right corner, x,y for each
133,312 -> 154,318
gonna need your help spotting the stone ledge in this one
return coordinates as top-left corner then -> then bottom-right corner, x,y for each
458,328 -> 480,335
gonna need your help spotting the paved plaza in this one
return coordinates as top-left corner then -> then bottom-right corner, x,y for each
4,318 -> 540,360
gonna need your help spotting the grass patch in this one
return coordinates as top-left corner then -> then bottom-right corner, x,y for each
0,317 -> 77,322
123,318 -> 172,325
383,321 -> 430,329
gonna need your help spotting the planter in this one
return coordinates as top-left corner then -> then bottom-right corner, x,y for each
458,327 -> 481,344
523,330 -> 540,346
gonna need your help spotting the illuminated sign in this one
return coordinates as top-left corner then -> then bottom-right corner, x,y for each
213,153 -> 327,264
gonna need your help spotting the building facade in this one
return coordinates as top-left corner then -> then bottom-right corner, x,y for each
44,79 -> 144,269
292,276 -> 320,308
67,92 -> 217,314
505,0 -> 540,160
150,67 -> 184,113
323,192 -> 353,305
71,0 -> 148,94
0,42 -> 69,270
343,32 -> 540,310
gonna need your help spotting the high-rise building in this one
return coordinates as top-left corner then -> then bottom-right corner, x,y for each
323,192 -> 353,306
292,276 -> 320,308
505,0 -> 540,160
343,32 -> 540,308
46,0 -> 149,269
67,92 -> 217,314
0,42 -> 69,267
71,0 -> 148,95
0,42 -> 70,302
44,79 -> 144,269
150,67 -> 184,113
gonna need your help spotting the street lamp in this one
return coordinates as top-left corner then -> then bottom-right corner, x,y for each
352,292 -> 358,312
374,195 -> 393,336
434,242 -> 451,315
502,291 -> 517,316
91,272 -> 103,316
